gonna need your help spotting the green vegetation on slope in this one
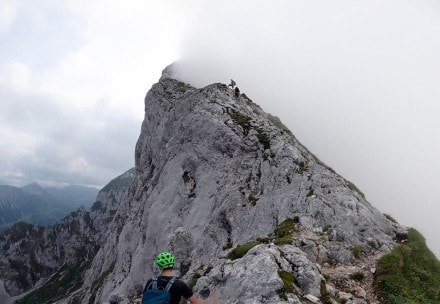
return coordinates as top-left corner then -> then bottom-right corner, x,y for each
88,262 -> 116,304
376,228 -> 440,304
16,244 -> 99,304
16,264 -> 88,304
273,218 -> 296,245
227,241 -> 261,260
227,108 -> 252,135
277,271 -> 296,300
227,218 -> 297,260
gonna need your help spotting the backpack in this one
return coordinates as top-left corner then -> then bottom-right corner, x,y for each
142,276 -> 177,304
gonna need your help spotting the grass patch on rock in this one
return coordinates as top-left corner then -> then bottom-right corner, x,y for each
376,228 -> 440,304
277,271 -> 296,300
345,179 -> 365,199
384,213 -> 398,223
350,271 -> 365,281
351,245 -> 363,259
320,280 -> 331,303
227,241 -> 261,260
177,81 -> 190,93
227,108 -> 252,135
273,219 -> 296,245
256,129 -> 271,150
267,113 -> 292,135
226,218 -> 297,260
188,273 -> 202,289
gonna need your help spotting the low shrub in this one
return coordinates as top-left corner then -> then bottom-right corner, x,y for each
274,219 -> 296,245
227,218 -> 297,260
188,273 -> 201,289
228,109 -> 252,135
256,129 -> 271,150
350,271 -> 365,281
277,271 -> 296,300
227,241 -> 261,260
222,242 -> 233,250
177,81 -> 189,93
384,214 -> 398,223
352,245 -> 363,259
320,280 -> 331,303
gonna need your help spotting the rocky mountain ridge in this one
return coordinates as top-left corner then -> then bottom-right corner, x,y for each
0,66 -> 412,303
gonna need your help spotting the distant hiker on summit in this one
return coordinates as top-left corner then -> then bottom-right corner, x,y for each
234,86 -> 240,100
228,79 -> 236,89
142,252 -> 215,304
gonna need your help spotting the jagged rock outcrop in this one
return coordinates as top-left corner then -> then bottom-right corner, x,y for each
0,66 -> 406,304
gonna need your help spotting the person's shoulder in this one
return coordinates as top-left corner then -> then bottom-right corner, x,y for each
146,277 -> 155,284
171,278 -> 190,288
158,276 -> 184,284
170,278 -> 193,299
170,277 -> 185,284
143,277 -> 155,291
149,276 -> 160,281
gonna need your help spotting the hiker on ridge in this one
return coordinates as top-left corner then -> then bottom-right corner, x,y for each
234,86 -> 240,99
141,251 -> 213,304
228,79 -> 236,89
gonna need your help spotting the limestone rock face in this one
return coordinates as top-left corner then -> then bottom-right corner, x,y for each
75,66 -> 400,304
206,244 -> 322,303
0,66 -> 404,304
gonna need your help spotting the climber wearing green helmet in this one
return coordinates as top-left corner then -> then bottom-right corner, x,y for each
141,251 -> 210,304
155,251 -> 175,269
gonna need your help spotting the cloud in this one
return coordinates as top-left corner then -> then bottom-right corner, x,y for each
0,84 -> 137,187
0,0 -> 196,187
0,0 -> 18,33
174,0 -> 440,255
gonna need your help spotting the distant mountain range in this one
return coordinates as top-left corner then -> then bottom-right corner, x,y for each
0,182 -> 98,229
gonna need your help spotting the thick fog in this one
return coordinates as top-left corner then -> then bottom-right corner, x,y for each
173,0 -> 440,256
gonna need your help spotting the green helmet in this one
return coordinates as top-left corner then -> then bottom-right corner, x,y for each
155,252 -> 175,269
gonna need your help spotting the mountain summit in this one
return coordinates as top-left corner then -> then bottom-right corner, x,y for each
1,66 -> 438,304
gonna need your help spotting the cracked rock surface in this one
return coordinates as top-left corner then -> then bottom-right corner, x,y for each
0,66 -> 405,304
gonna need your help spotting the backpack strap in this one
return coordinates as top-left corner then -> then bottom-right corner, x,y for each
164,276 -> 178,292
146,277 -> 159,290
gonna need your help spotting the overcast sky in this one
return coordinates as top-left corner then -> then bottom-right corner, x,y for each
1,0 -> 440,255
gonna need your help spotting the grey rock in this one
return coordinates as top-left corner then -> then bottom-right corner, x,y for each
347,299 -> 368,304
0,65 -> 406,304
305,294 -> 320,303
326,283 -> 336,296
0,280 -> 12,304
280,245 -> 322,296
339,291 -> 353,301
